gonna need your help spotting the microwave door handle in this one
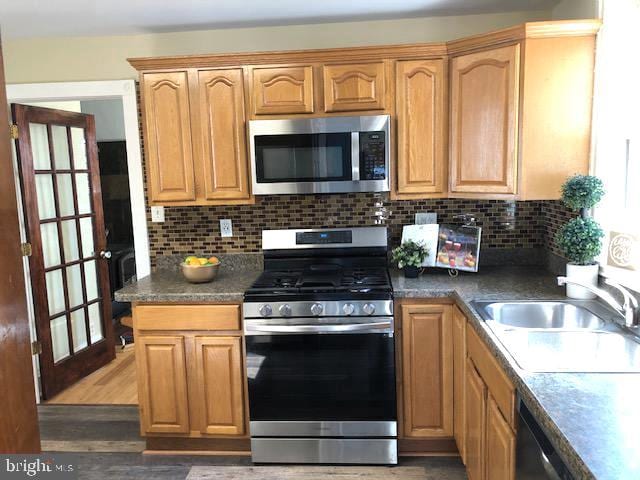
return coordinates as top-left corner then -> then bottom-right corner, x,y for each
246,321 -> 391,334
351,132 -> 360,181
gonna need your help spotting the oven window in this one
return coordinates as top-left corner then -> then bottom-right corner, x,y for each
246,334 -> 396,421
254,133 -> 352,183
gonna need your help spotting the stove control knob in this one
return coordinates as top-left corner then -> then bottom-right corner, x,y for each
342,303 -> 355,316
259,304 -> 273,317
363,303 -> 376,315
279,304 -> 292,317
310,303 -> 324,316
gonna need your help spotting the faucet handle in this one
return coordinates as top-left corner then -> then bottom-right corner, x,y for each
605,278 -> 639,309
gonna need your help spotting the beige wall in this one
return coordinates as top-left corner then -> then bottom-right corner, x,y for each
3,10 -> 553,84
552,0 -> 601,19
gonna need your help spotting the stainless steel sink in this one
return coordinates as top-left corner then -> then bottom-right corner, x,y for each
472,300 -> 640,372
474,301 -> 606,330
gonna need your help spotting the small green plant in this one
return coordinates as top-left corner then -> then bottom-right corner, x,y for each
561,175 -> 605,213
391,240 -> 429,269
555,174 -> 606,265
555,217 -> 604,265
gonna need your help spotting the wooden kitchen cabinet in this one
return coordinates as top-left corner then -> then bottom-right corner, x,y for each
448,24 -> 597,200
133,304 -> 246,439
193,336 -> 245,435
197,69 -> 251,201
486,395 -> 516,480
142,71 -> 197,203
464,358 -> 486,480
400,303 -> 453,438
323,62 -> 386,112
136,335 -> 190,434
140,69 -> 252,205
449,45 -> 520,196
395,58 -> 447,198
251,65 -> 315,115
452,306 -> 467,462
462,318 -> 517,480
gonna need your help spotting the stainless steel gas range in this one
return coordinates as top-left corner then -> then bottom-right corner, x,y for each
243,227 -> 397,465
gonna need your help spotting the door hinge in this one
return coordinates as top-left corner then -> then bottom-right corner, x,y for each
31,341 -> 42,356
9,124 -> 18,140
21,242 -> 32,257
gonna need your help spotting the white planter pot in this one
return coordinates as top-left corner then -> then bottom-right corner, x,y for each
565,263 -> 599,299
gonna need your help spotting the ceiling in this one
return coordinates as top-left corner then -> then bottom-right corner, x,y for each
0,0 -> 560,39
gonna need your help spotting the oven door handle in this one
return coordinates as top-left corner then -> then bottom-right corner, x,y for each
245,321 -> 393,335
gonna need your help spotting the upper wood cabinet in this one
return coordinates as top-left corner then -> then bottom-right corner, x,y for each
142,72 -> 197,203
197,69 -> 251,201
193,336 -> 245,436
252,66 -> 314,115
449,45 -> 520,196
395,59 -> 447,198
136,335 -> 190,434
400,303 -> 453,438
323,63 -> 386,112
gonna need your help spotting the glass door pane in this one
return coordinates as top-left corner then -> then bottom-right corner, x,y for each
50,316 -> 70,363
70,310 -> 88,352
40,223 -> 61,268
30,123 -> 51,170
51,125 -> 71,169
88,303 -> 103,343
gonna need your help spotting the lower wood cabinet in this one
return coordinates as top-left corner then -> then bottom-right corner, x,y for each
193,336 -> 245,435
463,323 -> 516,480
400,303 -> 453,438
137,335 -> 190,434
452,306 -> 467,462
134,304 -> 246,439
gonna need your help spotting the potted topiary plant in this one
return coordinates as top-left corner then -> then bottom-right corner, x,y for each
555,175 -> 605,299
392,240 -> 429,278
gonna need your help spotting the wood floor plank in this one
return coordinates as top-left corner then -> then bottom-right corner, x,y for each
46,346 -> 138,405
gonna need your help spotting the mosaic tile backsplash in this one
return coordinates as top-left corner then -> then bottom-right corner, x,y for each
146,194 -> 573,268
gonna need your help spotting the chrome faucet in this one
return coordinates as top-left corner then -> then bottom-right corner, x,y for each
557,276 -> 640,327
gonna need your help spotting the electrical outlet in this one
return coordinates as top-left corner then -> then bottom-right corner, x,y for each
415,212 -> 437,225
220,219 -> 233,238
151,206 -> 165,223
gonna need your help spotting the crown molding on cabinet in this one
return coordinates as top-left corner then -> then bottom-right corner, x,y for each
128,20 -> 601,72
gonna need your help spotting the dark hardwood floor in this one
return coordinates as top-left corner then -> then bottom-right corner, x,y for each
38,405 -> 467,480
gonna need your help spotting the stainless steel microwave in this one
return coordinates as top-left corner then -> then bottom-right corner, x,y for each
248,115 -> 390,195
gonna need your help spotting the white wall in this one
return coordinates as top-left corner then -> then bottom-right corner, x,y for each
2,10 -> 552,83
81,99 -> 126,141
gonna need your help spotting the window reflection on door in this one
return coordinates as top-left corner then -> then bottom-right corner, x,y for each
31,122 -> 104,362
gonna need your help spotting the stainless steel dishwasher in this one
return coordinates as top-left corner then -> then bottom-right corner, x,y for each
516,396 -> 574,479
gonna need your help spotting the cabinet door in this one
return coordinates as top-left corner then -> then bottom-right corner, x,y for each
323,63 -> 385,112
193,336 -> 245,436
452,307 -> 467,463
252,66 -> 314,115
465,358 -> 487,480
395,59 -> 447,196
136,335 -> 190,434
401,304 -> 453,437
142,72 -> 196,202
450,45 -> 520,195
197,69 -> 251,201
486,395 -> 516,480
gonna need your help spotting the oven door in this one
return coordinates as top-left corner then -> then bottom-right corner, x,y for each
245,318 -> 396,437
249,115 -> 390,195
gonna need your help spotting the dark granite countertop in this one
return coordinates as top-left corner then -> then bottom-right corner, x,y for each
393,266 -> 640,480
114,267 -> 261,303
117,263 -> 639,479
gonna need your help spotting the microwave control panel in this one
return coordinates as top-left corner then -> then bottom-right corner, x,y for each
359,131 -> 387,180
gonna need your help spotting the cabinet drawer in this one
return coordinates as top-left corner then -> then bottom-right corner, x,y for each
135,304 -> 241,331
466,326 -> 515,427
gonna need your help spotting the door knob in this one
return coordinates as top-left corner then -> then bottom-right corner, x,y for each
100,250 -> 112,259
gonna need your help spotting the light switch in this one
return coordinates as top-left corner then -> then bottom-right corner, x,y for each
151,206 -> 165,223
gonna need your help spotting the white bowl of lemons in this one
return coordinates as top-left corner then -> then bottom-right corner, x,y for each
181,256 -> 221,283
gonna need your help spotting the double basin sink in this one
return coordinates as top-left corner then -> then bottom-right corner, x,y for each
473,300 -> 640,373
